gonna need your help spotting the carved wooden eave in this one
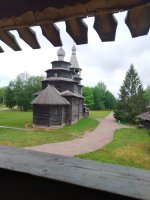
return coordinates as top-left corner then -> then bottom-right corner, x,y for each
0,0 -> 149,52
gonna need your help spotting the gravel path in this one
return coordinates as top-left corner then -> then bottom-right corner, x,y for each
25,112 -> 129,157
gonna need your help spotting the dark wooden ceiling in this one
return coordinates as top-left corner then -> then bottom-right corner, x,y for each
0,0 -> 149,52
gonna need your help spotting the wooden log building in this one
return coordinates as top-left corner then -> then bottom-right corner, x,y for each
31,46 -> 86,128
136,105 -> 150,130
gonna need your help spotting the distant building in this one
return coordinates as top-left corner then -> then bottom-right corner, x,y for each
31,46 -> 88,128
136,105 -> 150,130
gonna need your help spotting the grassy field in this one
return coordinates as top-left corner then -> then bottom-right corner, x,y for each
0,111 -> 32,128
88,110 -> 111,120
77,128 -> 150,170
0,110 -> 110,147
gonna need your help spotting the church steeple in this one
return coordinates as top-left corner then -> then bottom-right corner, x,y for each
70,45 -> 79,69
69,45 -> 82,85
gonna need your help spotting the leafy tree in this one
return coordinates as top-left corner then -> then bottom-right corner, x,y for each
92,82 -> 106,110
14,72 -> 30,111
14,72 -> 44,111
0,87 -> 6,104
5,72 -> 43,111
5,81 -> 16,108
114,64 -> 146,123
104,90 -> 117,110
144,85 -> 150,105
82,86 -> 94,109
82,81 -> 116,110
97,81 -> 106,90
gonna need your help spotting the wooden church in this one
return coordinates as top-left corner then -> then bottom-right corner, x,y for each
31,46 -> 87,128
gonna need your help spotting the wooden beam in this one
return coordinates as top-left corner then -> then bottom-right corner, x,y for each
40,23 -> 62,47
65,18 -> 88,45
0,46 -> 4,53
125,6 -> 150,37
0,30 -> 21,51
0,146 -> 150,200
17,27 -> 40,49
0,0 -> 149,19
93,13 -> 117,42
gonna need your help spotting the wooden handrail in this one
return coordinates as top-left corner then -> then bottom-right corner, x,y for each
0,146 -> 150,200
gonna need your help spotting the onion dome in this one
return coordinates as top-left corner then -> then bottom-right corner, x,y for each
57,47 -> 65,61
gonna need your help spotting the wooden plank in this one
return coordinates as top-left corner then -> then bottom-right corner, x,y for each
41,23 -> 62,47
0,146 -> 150,199
0,0 -> 149,38
125,6 -> 150,37
65,18 -> 88,45
93,13 -> 117,42
0,46 -> 4,53
0,30 -> 21,51
0,0 -> 149,19
17,27 -> 40,49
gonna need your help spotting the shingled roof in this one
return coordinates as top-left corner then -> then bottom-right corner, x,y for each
0,0 -> 149,52
136,112 -> 150,121
31,85 -> 70,105
61,90 -> 84,98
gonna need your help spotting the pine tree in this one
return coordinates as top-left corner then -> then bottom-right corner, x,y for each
114,64 -> 146,123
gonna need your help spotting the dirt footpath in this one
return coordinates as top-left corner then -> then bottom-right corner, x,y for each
25,113 -> 129,157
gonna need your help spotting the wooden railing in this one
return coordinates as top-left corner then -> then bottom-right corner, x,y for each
0,146 -> 150,200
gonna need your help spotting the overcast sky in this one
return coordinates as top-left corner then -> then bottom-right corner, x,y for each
0,11 -> 149,97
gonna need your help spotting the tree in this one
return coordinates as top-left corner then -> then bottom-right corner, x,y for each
144,85 -> 150,105
82,81 -> 116,110
5,81 -> 16,108
14,72 -> 44,111
104,90 -> 117,110
97,81 -> 106,90
114,64 -> 146,123
82,86 -> 94,109
92,82 -> 106,110
0,87 -> 6,104
5,72 -> 44,111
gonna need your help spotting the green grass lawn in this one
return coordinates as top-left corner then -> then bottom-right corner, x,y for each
77,128 -> 150,170
89,110 -> 111,120
0,110 -> 110,147
0,111 -> 32,128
